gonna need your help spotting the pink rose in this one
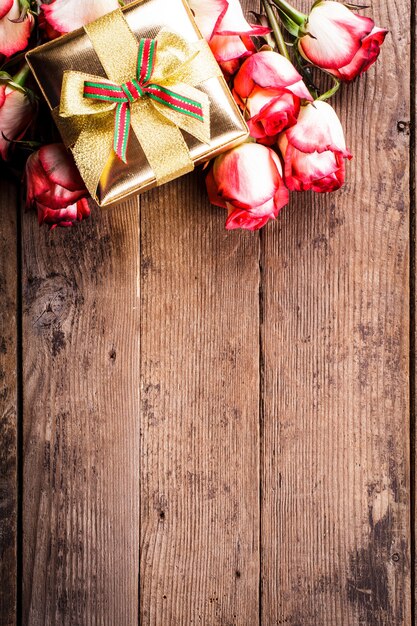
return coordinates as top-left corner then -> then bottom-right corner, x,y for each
206,142 -> 289,231
278,100 -> 352,192
25,144 -> 90,229
0,0 -> 33,57
189,0 -> 269,78
233,50 -> 313,144
40,0 -> 120,34
0,82 -> 35,160
298,1 -> 387,81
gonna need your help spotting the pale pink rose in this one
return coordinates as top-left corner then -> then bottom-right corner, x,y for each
233,50 -> 313,144
0,83 -> 35,159
278,100 -> 352,192
298,1 -> 387,80
25,144 -> 90,229
0,0 -> 33,57
206,142 -> 289,231
40,0 -> 120,34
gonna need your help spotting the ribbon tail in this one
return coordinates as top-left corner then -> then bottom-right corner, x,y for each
130,98 -> 194,185
151,83 -> 211,145
71,112 -> 115,202
114,102 -> 131,163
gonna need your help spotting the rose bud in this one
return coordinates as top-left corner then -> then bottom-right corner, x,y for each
206,142 -> 289,231
278,100 -> 352,192
298,1 -> 387,81
40,0 -> 120,34
0,0 -> 34,57
25,143 -> 90,229
233,50 -> 313,144
0,82 -> 35,160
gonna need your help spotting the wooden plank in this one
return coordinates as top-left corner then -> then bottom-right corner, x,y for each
139,177 -> 260,624
22,201 -> 141,624
261,1 -> 412,624
0,179 -> 18,626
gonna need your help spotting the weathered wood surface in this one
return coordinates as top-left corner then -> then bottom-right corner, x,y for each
260,0 -> 413,624
0,179 -> 18,626
139,181 -> 260,624
0,0 -> 415,624
21,203 -> 141,624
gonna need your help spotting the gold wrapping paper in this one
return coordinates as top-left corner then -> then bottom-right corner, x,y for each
26,0 -> 249,207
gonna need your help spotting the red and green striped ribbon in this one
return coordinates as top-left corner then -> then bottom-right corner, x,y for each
83,37 -> 204,163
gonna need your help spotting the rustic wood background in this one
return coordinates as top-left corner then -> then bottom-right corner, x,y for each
0,0 -> 415,623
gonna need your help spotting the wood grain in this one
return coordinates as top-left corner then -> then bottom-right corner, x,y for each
0,179 -> 18,626
22,201 -> 141,624
260,1 -> 412,624
7,0 -> 414,623
139,175 -> 260,625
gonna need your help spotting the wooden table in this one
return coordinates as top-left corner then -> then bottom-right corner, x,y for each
0,0 -> 414,623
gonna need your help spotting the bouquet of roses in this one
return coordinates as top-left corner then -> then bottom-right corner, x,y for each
0,0 -> 387,230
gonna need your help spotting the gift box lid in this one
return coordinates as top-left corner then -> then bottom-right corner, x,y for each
26,0 -> 249,207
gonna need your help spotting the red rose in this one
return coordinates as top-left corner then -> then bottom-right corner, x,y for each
233,50 -> 313,144
278,100 -> 352,192
298,1 -> 387,81
0,82 -> 35,160
206,142 -> 289,231
25,144 -> 90,229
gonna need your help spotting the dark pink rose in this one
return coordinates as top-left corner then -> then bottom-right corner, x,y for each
233,50 -> 313,144
25,143 -> 90,229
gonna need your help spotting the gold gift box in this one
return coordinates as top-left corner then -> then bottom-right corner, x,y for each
26,0 -> 248,206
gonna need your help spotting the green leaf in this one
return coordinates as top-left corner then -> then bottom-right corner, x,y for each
275,7 -> 300,36
0,71 -> 13,82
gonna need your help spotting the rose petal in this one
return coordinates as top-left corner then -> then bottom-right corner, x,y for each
329,26 -> 388,80
38,143 -> 85,192
233,51 -> 313,101
0,0 -> 13,20
41,0 -> 120,34
0,1 -> 33,57
225,206 -> 272,230
210,33 -> 252,62
0,87 -> 34,160
188,0 -> 228,40
215,0 -> 269,35
282,142 -> 345,192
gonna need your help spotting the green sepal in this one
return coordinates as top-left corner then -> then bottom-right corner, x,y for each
274,7 -> 301,37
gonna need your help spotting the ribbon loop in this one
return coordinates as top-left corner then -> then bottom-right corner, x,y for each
80,35 -> 206,163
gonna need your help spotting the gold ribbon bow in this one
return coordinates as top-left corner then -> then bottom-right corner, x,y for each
57,9 -> 221,201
